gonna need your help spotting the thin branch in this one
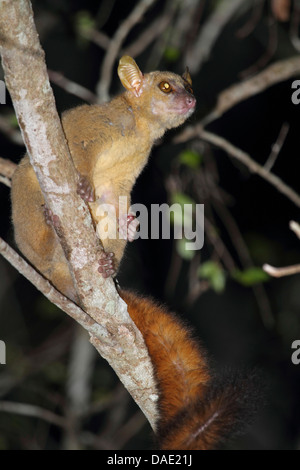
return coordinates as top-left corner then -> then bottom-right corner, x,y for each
114,411 -> 147,449
186,0 -> 252,73
199,56 -> 300,126
123,10 -> 173,58
204,215 -> 237,273
0,175 -> 10,187
78,2 -> 175,68
236,0 -> 265,38
264,122 -> 290,171
212,199 -> 274,328
239,18 -> 278,79
174,56 -> 300,208
96,0 -> 157,102
181,0 -> 207,58
263,263 -> 300,277
166,0 -> 201,57
80,28 -> 110,51
175,127 -> 300,209
0,114 -> 23,146
0,237 -> 104,336
290,0 -> 300,51
48,70 -> 97,104
263,220 -> 300,278
0,400 -> 67,428
63,326 -> 96,449
290,220 -> 300,239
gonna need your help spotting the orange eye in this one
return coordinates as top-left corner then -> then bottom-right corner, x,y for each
159,81 -> 172,93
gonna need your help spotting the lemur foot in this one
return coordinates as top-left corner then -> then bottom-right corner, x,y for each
77,175 -> 95,202
42,205 -> 60,227
98,252 -> 116,278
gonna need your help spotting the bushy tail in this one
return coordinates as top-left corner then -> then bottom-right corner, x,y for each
120,290 -> 259,450
157,371 -> 259,450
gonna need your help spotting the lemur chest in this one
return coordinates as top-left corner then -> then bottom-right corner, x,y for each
92,134 -> 151,200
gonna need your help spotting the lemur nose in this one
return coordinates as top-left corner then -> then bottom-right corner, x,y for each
186,96 -> 196,109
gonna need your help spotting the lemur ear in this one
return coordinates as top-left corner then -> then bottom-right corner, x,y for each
118,56 -> 144,97
182,66 -> 192,86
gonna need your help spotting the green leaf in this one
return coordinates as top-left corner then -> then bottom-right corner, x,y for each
198,261 -> 226,293
75,10 -> 96,35
168,202 -> 184,227
170,192 -> 196,207
232,267 -> 269,286
176,238 -> 195,260
35,296 -> 61,318
164,47 -> 180,62
169,192 -> 196,227
177,150 -> 202,168
8,114 -> 19,128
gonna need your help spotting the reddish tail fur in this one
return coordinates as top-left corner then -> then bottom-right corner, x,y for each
120,290 -> 256,450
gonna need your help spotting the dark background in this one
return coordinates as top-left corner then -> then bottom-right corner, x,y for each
0,0 -> 300,450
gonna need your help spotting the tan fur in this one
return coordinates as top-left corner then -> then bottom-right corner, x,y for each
11,56 -> 195,298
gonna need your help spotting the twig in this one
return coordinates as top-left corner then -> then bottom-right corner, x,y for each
48,70 -> 97,104
213,200 -> 252,268
290,0 -> 300,51
0,175 -> 10,187
0,400 -> 67,428
264,122 -> 290,171
80,28 -> 110,51
0,115 -> 23,146
236,0 -> 265,38
123,10 -> 173,58
166,0 -> 200,55
213,199 -> 274,327
239,17 -> 278,79
204,215 -> 237,273
186,0 -> 252,73
263,220 -> 300,278
175,127 -> 300,209
182,0 -> 207,58
114,411 -> 147,449
290,220 -> 300,239
0,237 -> 104,336
185,253 -> 211,307
80,2 -> 175,67
96,0 -> 157,102
63,326 -> 96,449
191,154 -> 274,327
263,263 -> 300,277
199,55 -> 300,126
